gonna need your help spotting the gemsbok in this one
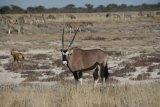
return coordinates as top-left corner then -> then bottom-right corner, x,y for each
10,49 -> 24,72
60,28 -> 109,87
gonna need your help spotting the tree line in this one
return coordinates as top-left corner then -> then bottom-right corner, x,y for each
0,3 -> 160,14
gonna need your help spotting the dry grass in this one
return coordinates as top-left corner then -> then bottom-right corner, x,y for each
0,81 -> 160,107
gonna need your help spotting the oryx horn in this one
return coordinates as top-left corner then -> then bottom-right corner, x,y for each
62,28 -> 64,49
68,27 -> 79,49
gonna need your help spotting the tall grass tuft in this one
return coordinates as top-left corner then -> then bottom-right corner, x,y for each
0,81 -> 160,107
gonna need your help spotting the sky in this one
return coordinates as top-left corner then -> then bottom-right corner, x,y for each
0,0 -> 160,9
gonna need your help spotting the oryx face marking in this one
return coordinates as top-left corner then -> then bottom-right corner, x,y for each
61,49 -> 70,66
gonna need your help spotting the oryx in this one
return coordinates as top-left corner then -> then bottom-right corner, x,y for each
60,28 -> 109,86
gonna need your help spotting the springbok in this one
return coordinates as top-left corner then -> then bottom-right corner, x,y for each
60,28 -> 109,86
112,14 -> 121,21
10,49 -> 24,72
68,14 -> 76,19
124,14 -> 132,21
65,21 -> 93,33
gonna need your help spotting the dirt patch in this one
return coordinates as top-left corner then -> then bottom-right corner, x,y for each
21,71 -> 42,82
59,71 -> 70,78
44,71 -> 55,76
41,76 -> 61,82
3,62 -> 23,72
23,63 -> 39,70
110,64 -> 136,77
105,51 -> 123,56
147,64 -> 160,72
32,54 -> 48,60
112,37 -> 121,41
23,74 -> 39,82
52,59 -> 63,67
130,73 -> 150,80
123,36 -> 145,40
0,55 -> 10,59
83,35 -> 105,41
131,54 -> 160,67
39,64 -> 51,69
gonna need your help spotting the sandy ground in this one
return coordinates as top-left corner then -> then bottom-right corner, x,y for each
0,12 -> 160,85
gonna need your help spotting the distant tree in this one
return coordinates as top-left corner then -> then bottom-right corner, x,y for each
119,4 -> 127,11
105,4 -> 118,11
85,4 -> 94,12
11,5 -> 25,13
64,4 -> 75,9
96,5 -> 105,12
63,4 -> 76,12
27,7 -> 35,13
35,6 -> 46,13
48,7 -> 59,13
0,6 -> 11,14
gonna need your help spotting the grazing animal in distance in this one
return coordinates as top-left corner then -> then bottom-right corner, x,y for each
10,49 -> 24,72
60,28 -> 109,87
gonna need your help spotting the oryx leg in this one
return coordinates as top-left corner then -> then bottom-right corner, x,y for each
100,65 -> 105,85
69,27 -> 72,33
73,71 -> 83,85
73,72 -> 79,84
8,27 -> 11,35
93,65 -> 100,87
104,63 -> 109,82
18,26 -> 21,35
21,60 -> 24,73
78,71 -> 83,85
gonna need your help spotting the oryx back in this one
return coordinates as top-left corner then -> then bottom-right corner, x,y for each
68,47 -> 107,72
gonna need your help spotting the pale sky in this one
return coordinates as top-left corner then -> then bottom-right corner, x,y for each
0,0 -> 160,9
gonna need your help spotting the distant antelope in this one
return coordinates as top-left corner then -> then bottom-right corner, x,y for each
10,49 -> 24,72
60,28 -> 109,86
112,14 -> 121,21
46,14 -> 56,21
65,21 -> 93,33
65,22 -> 82,33
6,18 -> 22,35
68,14 -> 76,19
124,14 -> 132,21
106,13 -> 111,18
146,12 -> 154,18
34,14 -> 45,24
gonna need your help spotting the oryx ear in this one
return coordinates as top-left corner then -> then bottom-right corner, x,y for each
60,49 -> 63,52
69,49 -> 74,55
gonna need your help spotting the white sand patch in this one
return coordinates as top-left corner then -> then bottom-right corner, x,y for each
27,49 -> 53,54
0,50 -> 10,56
0,72 -> 25,84
65,76 -> 74,80
125,52 -> 141,59
28,81 -> 58,86
38,74 -> 54,80
0,66 -> 6,72
51,67 -> 64,75
150,69 -> 160,78
130,67 -> 148,78
0,59 -> 9,65
0,41 -> 32,45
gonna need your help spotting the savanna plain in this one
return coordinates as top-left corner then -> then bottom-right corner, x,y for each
0,11 -> 160,107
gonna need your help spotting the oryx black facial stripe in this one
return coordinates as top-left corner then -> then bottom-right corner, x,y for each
62,50 -> 69,62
